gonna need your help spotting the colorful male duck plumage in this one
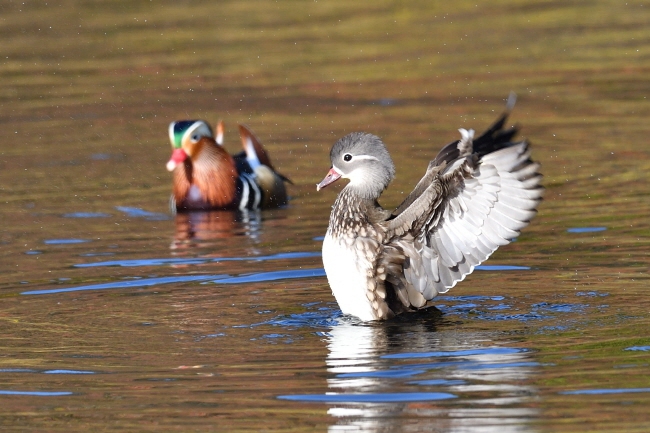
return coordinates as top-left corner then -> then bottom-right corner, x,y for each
166,120 -> 290,212
317,96 -> 543,321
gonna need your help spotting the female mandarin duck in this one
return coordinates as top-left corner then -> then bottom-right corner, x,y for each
317,95 -> 543,321
166,120 -> 290,212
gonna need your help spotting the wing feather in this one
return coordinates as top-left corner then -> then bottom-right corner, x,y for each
381,134 -> 542,307
375,101 -> 542,313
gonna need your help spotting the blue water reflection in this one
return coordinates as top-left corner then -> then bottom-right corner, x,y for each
279,392 -> 456,403
21,275 -> 221,295
115,206 -> 170,221
44,239 -> 90,245
560,388 -> 650,395
62,212 -> 112,218
566,227 -> 607,233
74,251 -> 321,268
624,346 -> 650,352
0,390 -> 73,396
279,316 -> 540,432
214,268 -> 325,284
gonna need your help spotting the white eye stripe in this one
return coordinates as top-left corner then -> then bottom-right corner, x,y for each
349,155 -> 379,162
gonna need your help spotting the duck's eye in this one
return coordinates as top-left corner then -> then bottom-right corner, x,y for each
343,154 -> 352,162
191,134 -> 200,143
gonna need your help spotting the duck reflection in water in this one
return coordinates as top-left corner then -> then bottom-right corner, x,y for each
171,209 -> 263,250
324,315 -> 540,432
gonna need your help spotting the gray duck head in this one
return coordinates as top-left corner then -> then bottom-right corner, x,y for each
317,132 -> 396,200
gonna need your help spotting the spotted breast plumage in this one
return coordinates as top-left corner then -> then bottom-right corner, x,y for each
166,120 -> 290,212
317,95 -> 543,321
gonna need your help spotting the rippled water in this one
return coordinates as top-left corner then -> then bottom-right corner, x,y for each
2,0 -> 649,431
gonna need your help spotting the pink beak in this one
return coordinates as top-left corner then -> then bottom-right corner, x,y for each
317,167 -> 342,191
166,148 -> 188,171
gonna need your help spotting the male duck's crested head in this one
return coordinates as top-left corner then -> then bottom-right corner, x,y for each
166,120 -> 215,171
318,132 -> 395,200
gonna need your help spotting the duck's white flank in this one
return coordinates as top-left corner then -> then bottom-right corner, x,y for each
322,232 -> 376,322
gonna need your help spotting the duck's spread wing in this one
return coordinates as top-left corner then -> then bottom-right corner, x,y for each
381,139 -> 543,305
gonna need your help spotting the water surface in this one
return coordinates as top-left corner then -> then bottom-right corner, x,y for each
1,0 -> 649,431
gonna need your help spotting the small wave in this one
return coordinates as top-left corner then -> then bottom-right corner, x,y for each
277,392 -> 456,403
75,251 -> 321,268
567,227 -> 606,233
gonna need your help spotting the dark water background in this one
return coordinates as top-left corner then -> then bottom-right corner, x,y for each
1,1 -> 649,431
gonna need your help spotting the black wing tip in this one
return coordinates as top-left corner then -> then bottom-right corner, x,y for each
473,93 -> 524,157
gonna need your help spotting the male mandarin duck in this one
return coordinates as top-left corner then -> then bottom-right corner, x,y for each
166,120 -> 290,212
317,95 -> 543,321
